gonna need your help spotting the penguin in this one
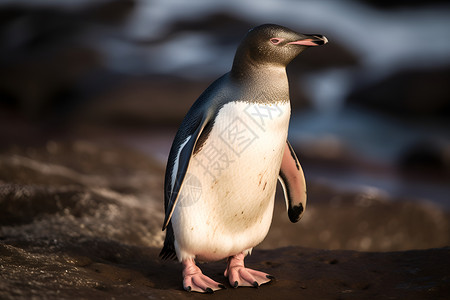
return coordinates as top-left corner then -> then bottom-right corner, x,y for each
160,24 -> 328,293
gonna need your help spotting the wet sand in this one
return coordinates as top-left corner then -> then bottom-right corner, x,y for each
2,242 -> 449,299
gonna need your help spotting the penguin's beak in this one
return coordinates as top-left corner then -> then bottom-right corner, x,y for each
288,34 -> 328,47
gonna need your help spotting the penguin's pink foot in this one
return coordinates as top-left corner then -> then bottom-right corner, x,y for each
224,252 -> 274,288
182,259 -> 225,293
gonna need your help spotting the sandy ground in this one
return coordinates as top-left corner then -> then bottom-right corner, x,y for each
1,140 -> 449,299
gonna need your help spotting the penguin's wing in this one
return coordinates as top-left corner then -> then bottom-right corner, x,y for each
278,140 -> 307,223
162,112 -> 211,230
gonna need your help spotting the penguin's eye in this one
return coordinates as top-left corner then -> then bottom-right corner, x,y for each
270,38 -> 283,45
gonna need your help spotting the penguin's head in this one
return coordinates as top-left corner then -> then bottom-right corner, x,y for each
233,24 -> 328,68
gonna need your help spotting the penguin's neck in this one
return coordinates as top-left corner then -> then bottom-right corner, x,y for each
230,59 -> 290,103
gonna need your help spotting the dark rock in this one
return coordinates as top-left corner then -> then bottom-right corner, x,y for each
0,47 -> 102,120
0,1 -> 134,125
347,67 -> 450,120
398,139 -> 450,179
356,0 -> 450,9
264,181 -> 450,252
167,13 -> 253,45
76,75 -> 211,128
85,0 -> 136,25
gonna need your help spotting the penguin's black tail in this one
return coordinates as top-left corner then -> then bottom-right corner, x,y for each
159,223 -> 178,261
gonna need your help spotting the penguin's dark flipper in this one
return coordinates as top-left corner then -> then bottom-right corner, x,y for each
162,114 -> 211,230
278,140 -> 307,223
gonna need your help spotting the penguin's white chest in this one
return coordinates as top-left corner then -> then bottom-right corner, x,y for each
172,101 -> 291,261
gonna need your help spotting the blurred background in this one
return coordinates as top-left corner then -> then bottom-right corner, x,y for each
0,0 -> 449,251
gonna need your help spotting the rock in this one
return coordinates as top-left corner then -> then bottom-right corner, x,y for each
76,75 -> 210,128
398,139 -> 450,181
166,12 -> 253,45
0,1 -> 133,123
0,47 -> 102,120
264,181 -> 450,252
356,0 -> 449,9
347,67 -> 450,120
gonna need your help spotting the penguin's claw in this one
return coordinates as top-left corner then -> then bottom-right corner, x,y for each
224,253 -> 273,288
183,273 -> 224,293
182,259 -> 224,293
225,266 -> 272,288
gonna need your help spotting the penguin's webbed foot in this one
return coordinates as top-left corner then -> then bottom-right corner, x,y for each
182,259 -> 225,293
224,252 -> 274,288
